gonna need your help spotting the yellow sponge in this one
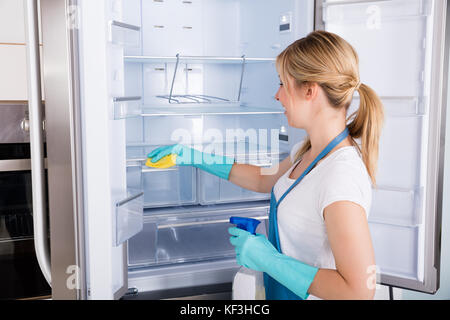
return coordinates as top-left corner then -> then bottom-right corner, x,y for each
145,154 -> 177,169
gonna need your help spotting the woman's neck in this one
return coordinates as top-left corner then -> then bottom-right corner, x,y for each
306,117 -> 350,159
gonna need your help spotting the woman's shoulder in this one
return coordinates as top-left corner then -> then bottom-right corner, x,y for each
321,147 -> 372,187
317,147 -> 373,219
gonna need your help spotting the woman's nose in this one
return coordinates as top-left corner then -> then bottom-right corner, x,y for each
275,90 -> 280,101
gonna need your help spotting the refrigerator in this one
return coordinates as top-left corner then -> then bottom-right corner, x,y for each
25,0 -> 448,299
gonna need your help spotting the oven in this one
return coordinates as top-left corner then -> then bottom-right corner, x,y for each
0,103 -> 50,299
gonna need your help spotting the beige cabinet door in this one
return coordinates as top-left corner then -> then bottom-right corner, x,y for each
0,45 -> 44,101
0,0 -> 42,44
0,0 -> 44,101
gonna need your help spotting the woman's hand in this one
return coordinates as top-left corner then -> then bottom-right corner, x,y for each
228,227 -> 279,272
146,144 -> 235,180
147,144 -> 196,166
228,227 -> 319,300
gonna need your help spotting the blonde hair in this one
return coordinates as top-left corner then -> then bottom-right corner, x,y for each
277,30 -> 384,185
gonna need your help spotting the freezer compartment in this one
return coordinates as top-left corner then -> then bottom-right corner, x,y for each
128,203 -> 269,268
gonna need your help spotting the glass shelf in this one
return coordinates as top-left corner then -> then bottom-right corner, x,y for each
140,105 -> 284,117
124,55 -> 276,64
115,102 -> 284,119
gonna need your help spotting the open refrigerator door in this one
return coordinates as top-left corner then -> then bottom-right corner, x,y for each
318,0 -> 448,293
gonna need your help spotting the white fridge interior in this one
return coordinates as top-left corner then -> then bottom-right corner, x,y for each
104,0 -> 314,295
75,0 -> 445,298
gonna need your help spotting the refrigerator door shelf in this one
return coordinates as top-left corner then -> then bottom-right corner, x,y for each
109,20 -> 141,48
114,189 -> 144,247
113,96 -> 142,119
370,186 -> 424,227
128,204 -> 269,268
369,222 -> 420,281
351,96 -> 427,117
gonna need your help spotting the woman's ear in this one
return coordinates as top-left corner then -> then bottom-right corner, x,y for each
304,82 -> 320,101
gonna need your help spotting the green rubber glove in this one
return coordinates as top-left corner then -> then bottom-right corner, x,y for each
147,144 -> 235,180
229,227 -> 319,300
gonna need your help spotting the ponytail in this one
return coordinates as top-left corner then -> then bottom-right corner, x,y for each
347,83 -> 384,186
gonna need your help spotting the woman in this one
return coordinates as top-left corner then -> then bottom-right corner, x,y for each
147,30 -> 384,300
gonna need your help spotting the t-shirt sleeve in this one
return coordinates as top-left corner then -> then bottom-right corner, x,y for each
317,164 -> 371,221
290,141 -> 304,164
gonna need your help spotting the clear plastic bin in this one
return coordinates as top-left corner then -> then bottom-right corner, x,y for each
199,168 -> 270,205
142,166 -> 197,208
198,143 -> 289,205
369,222 -> 419,280
114,189 -> 144,247
370,186 -> 423,227
109,20 -> 141,48
128,204 -> 269,268
127,146 -> 197,208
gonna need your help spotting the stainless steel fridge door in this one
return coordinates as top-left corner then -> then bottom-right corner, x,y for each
315,0 -> 448,294
40,0 -> 87,299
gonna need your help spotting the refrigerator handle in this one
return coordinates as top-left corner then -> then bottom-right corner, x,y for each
24,0 -> 52,286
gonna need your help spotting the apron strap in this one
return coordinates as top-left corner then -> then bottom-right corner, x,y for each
275,127 -> 350,207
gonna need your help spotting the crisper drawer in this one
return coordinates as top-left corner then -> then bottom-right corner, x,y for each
198,154 -> 288,205
141,166 -> 197,208
128,204 -> 269,268
127,160 -> 196,209
199,170 -> 270,205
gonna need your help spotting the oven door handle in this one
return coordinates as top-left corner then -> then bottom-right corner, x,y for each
24,0 -> 51,286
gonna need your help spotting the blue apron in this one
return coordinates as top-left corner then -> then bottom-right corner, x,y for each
264,127 -> 350,300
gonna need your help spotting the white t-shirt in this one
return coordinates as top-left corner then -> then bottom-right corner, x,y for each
273,141 -> 373,300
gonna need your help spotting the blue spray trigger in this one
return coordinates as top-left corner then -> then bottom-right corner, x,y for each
230,217 -> 261,235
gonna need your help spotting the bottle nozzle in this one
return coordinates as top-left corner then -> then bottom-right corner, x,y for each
229,217 -> 261,235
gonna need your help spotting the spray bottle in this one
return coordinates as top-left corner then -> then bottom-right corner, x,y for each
229,217 -> 266,300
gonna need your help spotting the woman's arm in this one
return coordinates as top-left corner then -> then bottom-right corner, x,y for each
308,201 -> 376,300
228,157 -> 293,194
